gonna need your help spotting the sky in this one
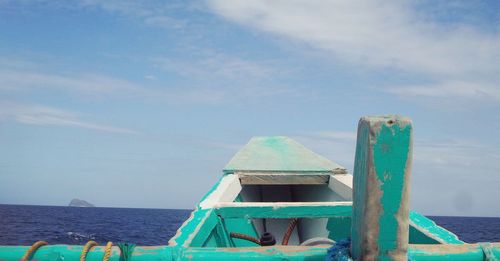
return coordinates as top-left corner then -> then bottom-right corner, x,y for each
0,0 -> 499,217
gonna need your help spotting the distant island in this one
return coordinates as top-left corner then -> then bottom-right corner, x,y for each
68,199 -> 95,207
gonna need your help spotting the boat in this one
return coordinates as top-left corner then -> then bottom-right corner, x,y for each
1,115 -> 498,260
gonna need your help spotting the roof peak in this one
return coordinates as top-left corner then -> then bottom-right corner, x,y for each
223,136 -> 346,174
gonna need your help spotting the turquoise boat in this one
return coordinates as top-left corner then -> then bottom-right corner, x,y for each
1,115 -> 499,260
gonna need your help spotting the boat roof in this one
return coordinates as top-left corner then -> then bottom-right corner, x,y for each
223,136 -> 347,174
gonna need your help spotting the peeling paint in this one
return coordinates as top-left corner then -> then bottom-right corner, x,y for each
352,115 -> 412,261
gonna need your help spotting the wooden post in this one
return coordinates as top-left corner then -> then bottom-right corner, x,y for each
351,115 -> 413,261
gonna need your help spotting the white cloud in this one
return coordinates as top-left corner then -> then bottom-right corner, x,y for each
0,101 -> 136,134
208,1 -> 500,103
208,1 -> 499,76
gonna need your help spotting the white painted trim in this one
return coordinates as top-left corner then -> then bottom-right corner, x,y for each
214,201 -> 352,208
199,174 -> 242,209
328,174 -> 353,200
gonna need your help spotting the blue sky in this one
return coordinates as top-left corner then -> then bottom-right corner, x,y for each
0,1 -> 499,217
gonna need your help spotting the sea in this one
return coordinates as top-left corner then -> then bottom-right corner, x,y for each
1,204 -> 499,245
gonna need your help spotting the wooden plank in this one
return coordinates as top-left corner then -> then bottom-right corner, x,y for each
214,202 -> 352,218
409,243 -> 500,260
351,115 -> 413,261
1,243 -> 499,260
180,246 -> 330,260
190,211 -> 220,247
409,211 -> 463,244
238,173 -> 329,185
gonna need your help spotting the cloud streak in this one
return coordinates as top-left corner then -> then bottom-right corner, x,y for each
0,102 -> 136,134
386,81 -> 500,102
1,53 -> 299,106
0,69 -> 144,98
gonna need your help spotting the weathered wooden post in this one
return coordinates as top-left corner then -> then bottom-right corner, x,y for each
351,115 -> 413,261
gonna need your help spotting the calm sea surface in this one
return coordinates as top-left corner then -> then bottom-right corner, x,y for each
0,204 -> 499,245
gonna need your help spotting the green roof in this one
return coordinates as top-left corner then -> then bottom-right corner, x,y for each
223,136 -> 346,174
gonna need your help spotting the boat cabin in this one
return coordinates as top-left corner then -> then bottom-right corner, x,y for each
168,136 -> 461,249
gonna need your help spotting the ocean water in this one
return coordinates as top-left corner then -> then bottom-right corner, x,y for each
0,204 -> 191,245
429,216 -> 500,243
0,204 -> 499,245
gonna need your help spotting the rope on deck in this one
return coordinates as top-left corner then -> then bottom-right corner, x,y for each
117,243 -> 136,261
102,241 -> 113,261
80,240 -> 98,261
21,240 -> 136,261
325,238 -> 351,261
21,241 -> 48,261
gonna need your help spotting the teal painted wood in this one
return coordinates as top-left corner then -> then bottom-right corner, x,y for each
0,245 -> 176,261
409,243 -> 500,260
2,244 -> 498,260
178,246 -> 330,260
215,204 -> 352,219
0,245 -> 329,261
168,208 -> 212,247
215,216 -> 232,247
351,115 -> 413,261
326,216 -> 452,245
409,211 -> 464,244
189,210 -> 220,247
202,230 -> 219,247
223,136 -> 346,174
326,217 -> 351,241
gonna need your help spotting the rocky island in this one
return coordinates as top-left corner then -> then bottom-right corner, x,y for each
68,198 -> 95,207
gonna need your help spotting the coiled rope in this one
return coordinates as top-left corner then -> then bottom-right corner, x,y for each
80,240 -> 98,261
103,241 -> 113,261
21,241 -> 48,261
